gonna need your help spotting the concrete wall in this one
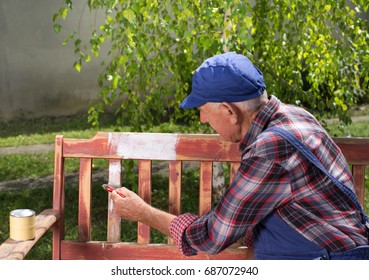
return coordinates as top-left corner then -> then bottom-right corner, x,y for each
0,1 -> 107,120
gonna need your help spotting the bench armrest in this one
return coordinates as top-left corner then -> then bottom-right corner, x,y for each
0,209 -> 59,260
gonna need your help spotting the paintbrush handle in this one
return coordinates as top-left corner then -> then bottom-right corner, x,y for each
102,184 -> 126,198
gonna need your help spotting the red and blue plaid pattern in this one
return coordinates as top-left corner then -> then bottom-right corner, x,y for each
170,95 -> 368,256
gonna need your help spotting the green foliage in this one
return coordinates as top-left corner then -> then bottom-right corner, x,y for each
53,0 -> 369,130
252,0 -> 369,124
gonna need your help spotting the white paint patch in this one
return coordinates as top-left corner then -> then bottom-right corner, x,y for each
108,160 -> 121,175
108,133 -> 178,160
108,199 -> 114,212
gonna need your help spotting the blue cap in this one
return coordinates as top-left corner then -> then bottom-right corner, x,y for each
180,52 -> 266,109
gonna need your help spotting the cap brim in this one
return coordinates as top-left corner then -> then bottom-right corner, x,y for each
180,94 -> 206,109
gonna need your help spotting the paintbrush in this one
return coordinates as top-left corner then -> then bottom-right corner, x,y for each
102,184 -> 126,198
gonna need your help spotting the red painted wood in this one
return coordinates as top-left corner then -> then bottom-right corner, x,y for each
61,133 -> 369,163
230,162 -> 240,184
352,165 -> 366,206
333,137 -> 369,164
78,158 -> 92,241
60,241 -> 249,260
176,134 -> 240,161
138,160 -> 152,243
199,162 -> 213,216
52,135 -> 64,260
168,161 -> 182,244
62,132 -> 241,161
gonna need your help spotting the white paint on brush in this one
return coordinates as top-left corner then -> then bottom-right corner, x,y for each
108,133 -> 178,160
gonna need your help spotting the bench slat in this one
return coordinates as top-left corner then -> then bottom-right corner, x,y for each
63,132 -> 241,161
78,158 -> 92,241
52,135 -> 65,260
61,133 -> 369,163
230,162 -> 240,183
138,160 -> 152,243
333,137 -> 369,164
107,159 -> 122,242
60,241 -> 249,260
352,165 -> 366,206
199,162 -> 213,215
168,161 -> 182,244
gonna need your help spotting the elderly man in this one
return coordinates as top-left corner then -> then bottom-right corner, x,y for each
110,52 -> 369,260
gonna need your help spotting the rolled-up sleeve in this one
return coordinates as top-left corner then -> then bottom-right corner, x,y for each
169,213 -> 199,256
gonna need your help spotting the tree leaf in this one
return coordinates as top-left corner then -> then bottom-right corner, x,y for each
53,24 -> 62,33
73,62 -> 81,72
123,9 -> 135,23
59,7 -> 69,20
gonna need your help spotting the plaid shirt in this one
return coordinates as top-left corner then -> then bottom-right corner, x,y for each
169,95 -> 368,256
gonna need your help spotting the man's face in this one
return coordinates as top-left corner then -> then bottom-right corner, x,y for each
198,103 -> 243,143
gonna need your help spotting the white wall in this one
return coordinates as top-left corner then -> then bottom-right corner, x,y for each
0,0 -> 107,120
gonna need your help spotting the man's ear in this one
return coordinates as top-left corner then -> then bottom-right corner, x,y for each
220,102 -> 240,124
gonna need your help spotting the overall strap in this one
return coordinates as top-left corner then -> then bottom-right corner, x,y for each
264,127 -> 369,229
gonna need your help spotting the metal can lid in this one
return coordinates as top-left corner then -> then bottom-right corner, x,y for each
10,209 -> 35,218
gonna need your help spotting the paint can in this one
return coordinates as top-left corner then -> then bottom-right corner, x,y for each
9,209 -> 36,241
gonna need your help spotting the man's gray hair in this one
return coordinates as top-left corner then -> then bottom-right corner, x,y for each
237,91 -> 268,113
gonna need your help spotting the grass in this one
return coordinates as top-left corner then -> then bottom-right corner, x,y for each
327,120 -> 369,137
0,112 -> 369,259
0,113 -> 123,147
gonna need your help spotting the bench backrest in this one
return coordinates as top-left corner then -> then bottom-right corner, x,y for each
52,132 -> 369,260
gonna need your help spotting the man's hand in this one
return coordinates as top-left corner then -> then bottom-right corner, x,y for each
110,187 -> 148,222
109,187 -> 177,237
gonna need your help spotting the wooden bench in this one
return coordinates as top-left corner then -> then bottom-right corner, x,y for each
1,132 -> 368,260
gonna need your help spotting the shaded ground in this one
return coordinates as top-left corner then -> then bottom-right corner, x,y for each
0,170 -> 107,192
0,156 -> 198,192
0,143 -> 54,156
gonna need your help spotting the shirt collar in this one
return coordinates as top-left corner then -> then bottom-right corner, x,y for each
239,95 -> 281,151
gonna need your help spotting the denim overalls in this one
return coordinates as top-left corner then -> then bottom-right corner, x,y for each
253,213 -> 369,260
